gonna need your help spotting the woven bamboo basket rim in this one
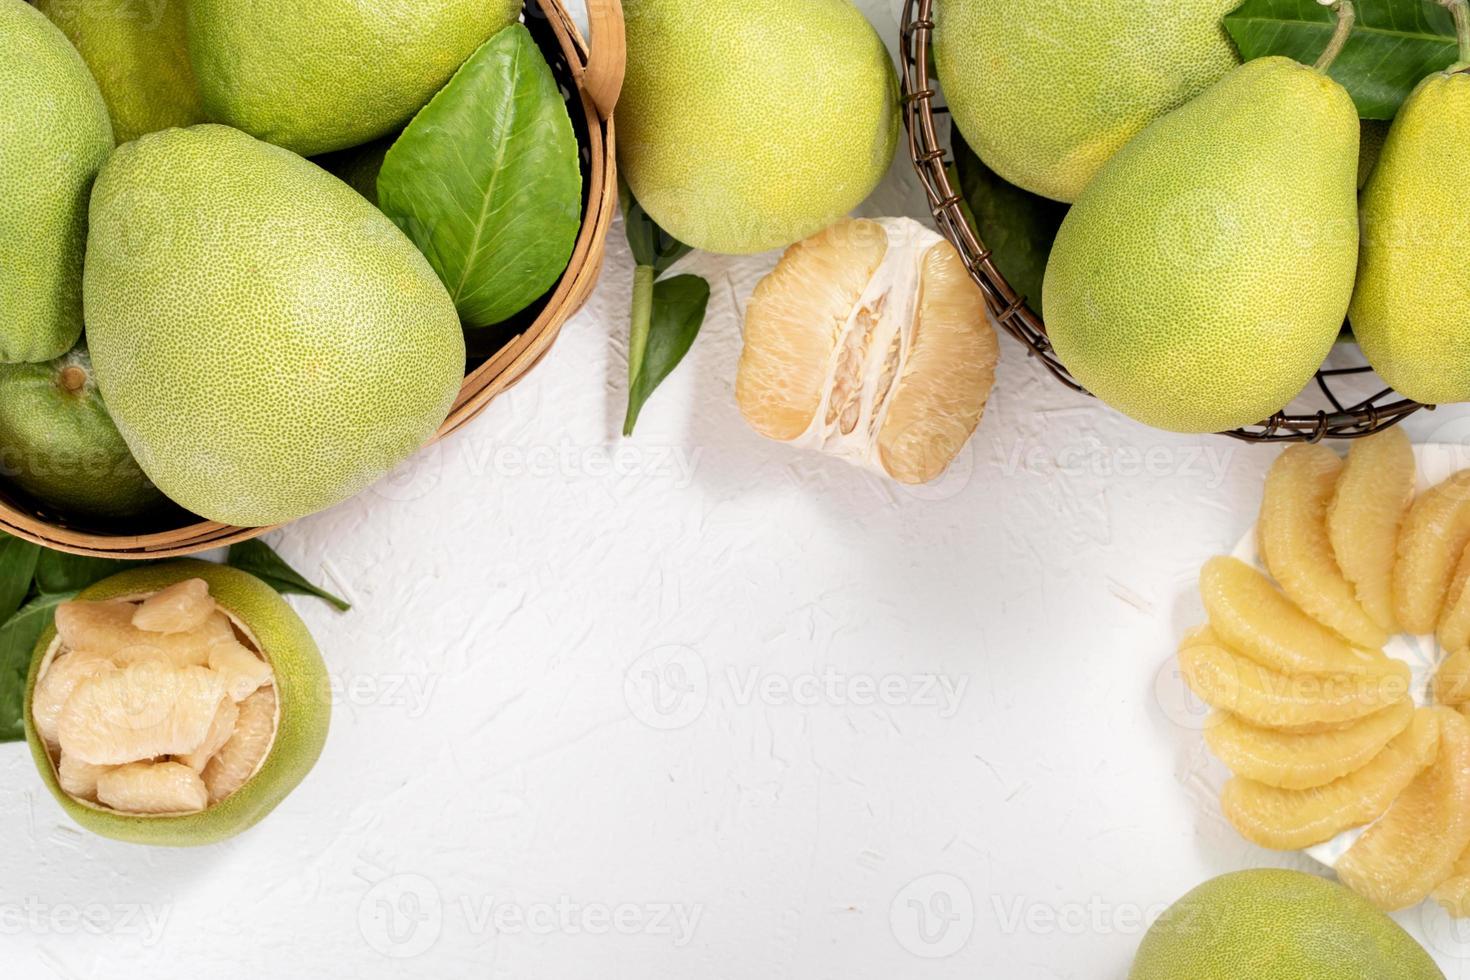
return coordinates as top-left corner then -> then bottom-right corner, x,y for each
898,0 -> 1428,444
0,0 -> 624,558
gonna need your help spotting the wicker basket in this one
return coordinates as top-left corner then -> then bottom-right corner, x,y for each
898,0 -> 1426,444
0,0 -> 625,558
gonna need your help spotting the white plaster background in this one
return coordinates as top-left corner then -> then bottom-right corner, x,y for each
7,1 -> 1470,976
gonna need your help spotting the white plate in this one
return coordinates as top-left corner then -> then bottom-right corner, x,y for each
1228,442 -> 1465,868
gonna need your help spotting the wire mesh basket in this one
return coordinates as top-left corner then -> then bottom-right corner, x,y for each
898,0 -> 1426,444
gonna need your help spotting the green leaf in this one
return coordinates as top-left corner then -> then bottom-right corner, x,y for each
227,540 -> 350,612
951,132 -> 1069,316
378,23 -> 583,328
620,179 -> 692,275
623,275 -> 711,436
0,533 -> 40,624
1224,0 -> 1462,119
0,591 -> 76,742
33,551 -> 132,595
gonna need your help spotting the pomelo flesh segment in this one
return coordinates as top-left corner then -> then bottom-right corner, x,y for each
1326,428 -> 1414,634
1438,548 -> 1470,653
56,599 -> 233,668
178,697 -> 239,772
1199,556 -> 1396,677
203,687 -> 277,804
874,240 -> 998,485
208,639 -> 274,703
96,761 -> 208,815
30,649 -> 116,750
1177,631 -> 1410,731
57,755 -> 116,803
1395,470 -> 1470,634
1259,445 -> 1387,648
1338,708 -> 1470,911
58,662 -> 227,766
132,579 -> 215,634
1220,708 -> 1439,850
1435,648 -> 1470,706
1204,700 -> 1415,790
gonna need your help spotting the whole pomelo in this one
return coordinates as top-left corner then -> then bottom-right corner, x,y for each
935,0 -> 1239,203
1349,68 -> 1470,405
1043,58 -> 1359,433
619,0 -> 898,255
187,0 -> 520,156
84,124 -> 466,527
0,343 -> 167,523
0,0 -> 112,363
25,560 -> 331,846
1130,869 -> 1442,979
35,0 -> 205,144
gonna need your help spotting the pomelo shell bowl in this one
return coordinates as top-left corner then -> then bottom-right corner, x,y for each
897,0 -> 1426,444
24,561 -> 330,846
0,0 -> 625,558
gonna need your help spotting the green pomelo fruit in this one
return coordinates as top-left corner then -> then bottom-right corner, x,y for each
187,0 -> 520,156
35,0 -> 205,144
935,0 -> 1240,204
0,0 -> 112,363
1043,57 -> 1359,433
0,343 -> 167,522
1349,67 -> 1470,405
619,0 -> 898,255
26,560 -> 330,846
1130,869 -> 1443,979
83,124 -> 466,527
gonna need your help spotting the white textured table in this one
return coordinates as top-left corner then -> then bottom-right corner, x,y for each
7,3 -> 1470,975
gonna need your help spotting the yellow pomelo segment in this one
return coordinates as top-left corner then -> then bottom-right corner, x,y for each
1220,708 -> 1439,850
178,697 -> 240,773
876,241 -> 998,484
1260,446 -> 1387,648
96,761 -> 208,815
1205,700 -> 1415,790
30,649 -> 115,750
25,561 -> 329,846
1338,708 -> 1470,911
737,219 -> 888,441
1326,428 -> 1415,634
55,598 -> 233,668
203,687 -> 278,804
1439,549 -> 1470,653
1199,556 -> 1394,677
1395,470 -> 1470,633
1433,844 -> 1470,917
1435,648 -> 1470,706
1177,632 -> 1410,731
133,579 -> 215,635
57,756 -> 114,803
57,661 -> 227,766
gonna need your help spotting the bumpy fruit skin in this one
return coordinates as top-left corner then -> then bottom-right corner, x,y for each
1128,869 -> 1443,980
24,561 -> 330,847
935,0 -> 1240,204
1350,68 -> 1470,405
187,0 -> 520,156
1043,58 -> 1359,434
619,0 -> 899,255
84,125 -> 466,527
0,344 -> 166,522
0,0 -> 113,364
35,0 -> 205,144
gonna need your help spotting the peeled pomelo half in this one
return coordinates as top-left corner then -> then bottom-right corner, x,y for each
1338,707 -> 1470,910
736,217 -> 997,485
1219,707 -> 1439,850
25,561 -> 329,846
1395,470 -> 1470,634
1326,428 -> 1414,634
1205,699 -> 1415,790
1258,445 -> 1387,649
